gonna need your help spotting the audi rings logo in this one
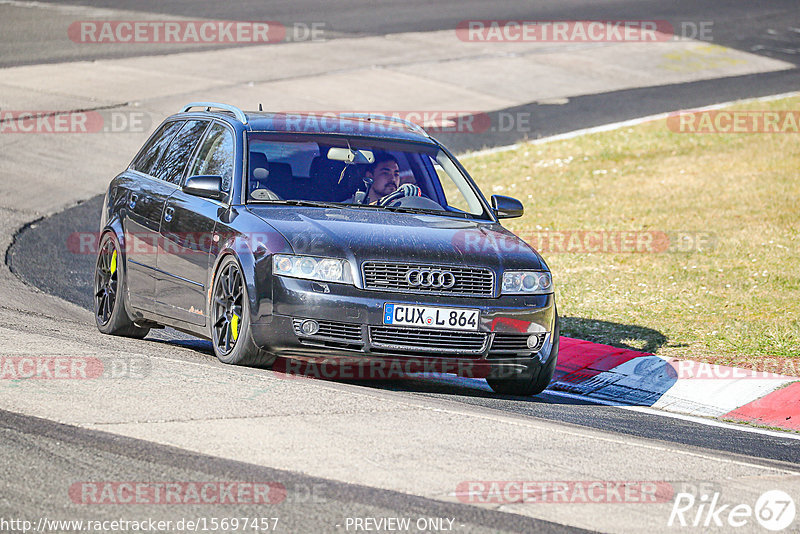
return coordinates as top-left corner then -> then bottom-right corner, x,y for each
405,269 -> 456,289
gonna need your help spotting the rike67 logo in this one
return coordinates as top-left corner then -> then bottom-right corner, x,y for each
669,489 -> 796,531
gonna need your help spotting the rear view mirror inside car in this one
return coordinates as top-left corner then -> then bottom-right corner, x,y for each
327,147 -> 375,164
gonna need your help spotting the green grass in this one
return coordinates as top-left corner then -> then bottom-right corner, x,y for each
465,96 -> 800,370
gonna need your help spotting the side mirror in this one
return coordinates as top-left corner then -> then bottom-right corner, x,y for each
183,175 -> 224,200
491,195 -> 524,219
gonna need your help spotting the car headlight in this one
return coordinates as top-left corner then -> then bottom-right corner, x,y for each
272,254 -> 353,284
502,271 -> 553,295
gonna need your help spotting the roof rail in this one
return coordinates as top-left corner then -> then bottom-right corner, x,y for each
338,112 -> 429,137
181,102 -> 248,124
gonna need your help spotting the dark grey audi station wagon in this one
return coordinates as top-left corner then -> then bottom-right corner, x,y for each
95,102 -> 558,395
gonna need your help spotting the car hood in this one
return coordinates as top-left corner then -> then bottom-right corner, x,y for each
246,206 -> 546,271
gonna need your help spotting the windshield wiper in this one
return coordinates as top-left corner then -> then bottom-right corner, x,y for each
263,200 -> 344,208
256,199 -> 474,219
381,205 -> 471,219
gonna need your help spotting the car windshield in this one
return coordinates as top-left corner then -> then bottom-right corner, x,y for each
245,133 -> 490,219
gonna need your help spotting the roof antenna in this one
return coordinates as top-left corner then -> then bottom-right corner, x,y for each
258,103 -> 263,111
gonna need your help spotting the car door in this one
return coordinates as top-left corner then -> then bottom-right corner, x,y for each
124,120 -> 185,311
156,121 -> 235,325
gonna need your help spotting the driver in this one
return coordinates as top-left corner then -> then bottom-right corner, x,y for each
357,152 -> 421,205
364,152 -> 400,203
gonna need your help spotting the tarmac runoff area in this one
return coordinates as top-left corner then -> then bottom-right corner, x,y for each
1,21 -> 799,532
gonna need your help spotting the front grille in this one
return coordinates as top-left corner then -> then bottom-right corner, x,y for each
489,333 -> 547,356
369,325 -> 488,355
292,319 -> 363,349
362,261 -> 494,297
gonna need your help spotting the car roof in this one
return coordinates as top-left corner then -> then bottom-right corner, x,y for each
173,109 -> 436,144
247,112 -> 436,143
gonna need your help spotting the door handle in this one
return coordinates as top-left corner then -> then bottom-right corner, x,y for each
128,193 -> 138,209
164,206 -> 174,222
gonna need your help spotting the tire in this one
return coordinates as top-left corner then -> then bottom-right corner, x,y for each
94,232 -> 150,339
210,256 -> 276,367
487,315 -> 560,396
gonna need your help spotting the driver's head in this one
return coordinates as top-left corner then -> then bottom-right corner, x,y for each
365,152 -> 400,202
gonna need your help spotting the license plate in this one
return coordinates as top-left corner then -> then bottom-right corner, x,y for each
383,303 -> 479,331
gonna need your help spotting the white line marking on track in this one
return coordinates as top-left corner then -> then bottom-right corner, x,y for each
388,372 -> 800,443
546,389 -> 800,441
461,90 -> 800,158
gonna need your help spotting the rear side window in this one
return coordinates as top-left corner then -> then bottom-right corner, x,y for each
153,120 -> 208,184
132,121 -> 184,175
189,123 -> 235,192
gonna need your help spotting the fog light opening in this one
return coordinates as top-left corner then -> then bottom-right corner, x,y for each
527,332 -> 549,354
300,319 -> 320,335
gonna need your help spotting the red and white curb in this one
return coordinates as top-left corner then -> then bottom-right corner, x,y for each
553,337 -> 800,431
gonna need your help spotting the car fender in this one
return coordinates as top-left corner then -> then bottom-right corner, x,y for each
209,235 -> 276,328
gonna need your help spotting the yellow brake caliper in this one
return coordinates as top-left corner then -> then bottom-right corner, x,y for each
231,314 -> 240,342
110,250 -> 117,275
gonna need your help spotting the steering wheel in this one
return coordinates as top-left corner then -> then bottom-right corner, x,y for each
384,194 -> 446,211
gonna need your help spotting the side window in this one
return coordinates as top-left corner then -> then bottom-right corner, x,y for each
153,120 -> 208,185
189,123 -> 235,192
132,121 -> 184,175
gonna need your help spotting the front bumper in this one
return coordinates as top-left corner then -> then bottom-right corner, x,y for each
251,276 -> 557,376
